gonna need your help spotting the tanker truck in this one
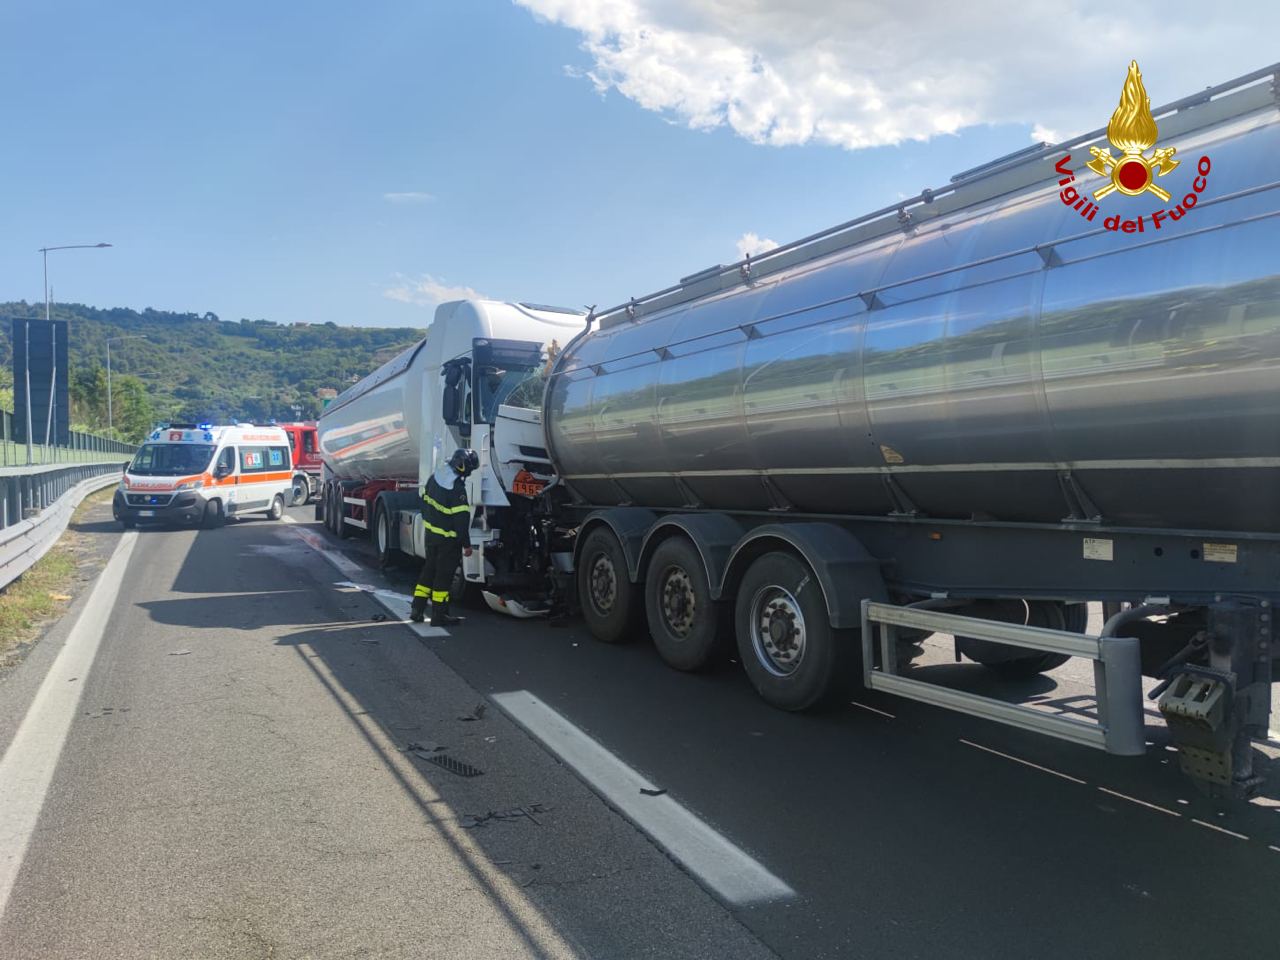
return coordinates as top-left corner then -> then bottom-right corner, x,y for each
320,62 -> 1280,796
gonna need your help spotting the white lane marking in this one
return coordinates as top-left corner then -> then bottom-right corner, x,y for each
0,531 -> 139,920
491,690 -> 794,906
849,700 -> 895,719
1191,818 -> 1248,840
288,524 -> 447,638
1097,787 -> 1180,818
957,738 -> 1088,785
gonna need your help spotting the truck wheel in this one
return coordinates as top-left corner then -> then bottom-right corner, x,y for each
645,537 -> 726,671
326,485 -> 340,534
268,494 -> 285,521
201,499 -> 224,529
374,504 -> 395,568
961,600 -> 1078,678
291,475 -> 309,506
578,526 -> 640,644
734,551 -> 850,711
334,487 -> 352,539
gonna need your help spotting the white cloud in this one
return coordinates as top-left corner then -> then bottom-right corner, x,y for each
1030,124 -> 1060,145
382,191 -> 436,204
736,231 -> 778,260
515,0 -> 1279,150
383,274 -> 488,307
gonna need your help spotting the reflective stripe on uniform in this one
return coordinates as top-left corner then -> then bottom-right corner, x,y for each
422,521 -> 457,538
423,494 -> 468,516
413,584 -> 430,598
431,590 -> 449,603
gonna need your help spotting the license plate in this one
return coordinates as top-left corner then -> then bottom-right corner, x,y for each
138,510 -> 155,517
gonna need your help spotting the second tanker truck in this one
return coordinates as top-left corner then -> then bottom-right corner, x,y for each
319,63 -> 1280,796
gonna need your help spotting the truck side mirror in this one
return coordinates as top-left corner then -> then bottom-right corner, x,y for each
442,362 -> 470,435
442,371 -> 459,423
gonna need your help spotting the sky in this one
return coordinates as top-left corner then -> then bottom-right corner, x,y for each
1,1 -> 1276,329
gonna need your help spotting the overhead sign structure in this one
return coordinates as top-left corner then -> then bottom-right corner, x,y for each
8,317 -> 70,446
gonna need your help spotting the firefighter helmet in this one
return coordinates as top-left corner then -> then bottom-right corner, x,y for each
449,448 -> 479,476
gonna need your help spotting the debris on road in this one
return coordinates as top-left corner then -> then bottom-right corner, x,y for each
457,703 -> 487,722
403,740 -> 446,757
460,804 -> 550,829
168,650 -> 191,656
639,787 -> 667,797
370,613 -> 388,622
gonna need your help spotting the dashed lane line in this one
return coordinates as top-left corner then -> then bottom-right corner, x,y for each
285,518 -> 447,638
492,690 -> 795,907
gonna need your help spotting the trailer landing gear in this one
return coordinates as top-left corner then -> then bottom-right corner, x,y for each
1157,599 -> 1272,799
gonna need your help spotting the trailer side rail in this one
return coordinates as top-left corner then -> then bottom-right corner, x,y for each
859,601 -> 1145,756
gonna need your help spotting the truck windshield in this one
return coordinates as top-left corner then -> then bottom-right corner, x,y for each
129,443 -> 217,476
477,364 -> 545,421
473,338 -> 548,422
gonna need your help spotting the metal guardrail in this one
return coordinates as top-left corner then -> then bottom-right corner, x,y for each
860,600 -> 1146,756
0,462 -> 127,591
1,408 -> 136,467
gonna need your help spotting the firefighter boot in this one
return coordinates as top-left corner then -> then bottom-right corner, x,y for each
431,599 -> 463,627
409,596 -> 429,623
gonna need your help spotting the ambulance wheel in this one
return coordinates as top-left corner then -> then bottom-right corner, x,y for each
291,475 -> 308,506
578,526 -> 640,644
202,499 -> 224,529
268,494 -> 285,521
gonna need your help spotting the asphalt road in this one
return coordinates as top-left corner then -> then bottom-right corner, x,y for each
4,499 -> 1280,959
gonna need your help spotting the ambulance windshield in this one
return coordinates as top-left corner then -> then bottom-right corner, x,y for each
129,443 -> 218,476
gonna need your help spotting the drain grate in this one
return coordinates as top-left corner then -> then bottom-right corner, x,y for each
423,753 -> 485,778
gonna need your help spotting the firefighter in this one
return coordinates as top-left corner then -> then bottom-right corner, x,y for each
409,448 -> 479,626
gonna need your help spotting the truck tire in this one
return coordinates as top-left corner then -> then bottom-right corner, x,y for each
960,600 -> 1080,678
579,526 -> 640,644
201,499 -> 224,529
734,551 -> 850,711
291,475 -> 309,506
334,487 -> 352,539
645,537 -> 726,671
374,503 -> 395,568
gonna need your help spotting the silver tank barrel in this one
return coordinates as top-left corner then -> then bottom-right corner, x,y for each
545,72 -> 1280,533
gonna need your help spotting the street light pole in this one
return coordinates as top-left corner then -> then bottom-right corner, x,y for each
36,242 -> 112,463
106,335 -> 147,437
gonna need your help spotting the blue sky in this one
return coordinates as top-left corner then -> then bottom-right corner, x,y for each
2,1 -> 1274,329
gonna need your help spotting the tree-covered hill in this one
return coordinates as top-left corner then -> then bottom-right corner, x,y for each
0,301 -> 424,440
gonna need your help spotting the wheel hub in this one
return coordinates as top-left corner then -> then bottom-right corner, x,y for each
751,587 -> 806,677
589,554 -> 617,615
661,566 -> 696,638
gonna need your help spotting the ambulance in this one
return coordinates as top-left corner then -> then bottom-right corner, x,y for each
112,423 -> 294,528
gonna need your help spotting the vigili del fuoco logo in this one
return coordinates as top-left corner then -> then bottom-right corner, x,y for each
1055,60 -> 1212,234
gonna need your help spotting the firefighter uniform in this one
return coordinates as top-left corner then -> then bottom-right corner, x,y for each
410,452 -> 475,625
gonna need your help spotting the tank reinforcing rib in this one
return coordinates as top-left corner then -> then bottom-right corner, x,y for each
592,63 -> 1280,330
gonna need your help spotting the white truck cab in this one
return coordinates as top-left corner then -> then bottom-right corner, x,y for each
113,423 -> 294,528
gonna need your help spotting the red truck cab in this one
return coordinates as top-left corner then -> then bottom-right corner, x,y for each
278,422 -> 321,504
